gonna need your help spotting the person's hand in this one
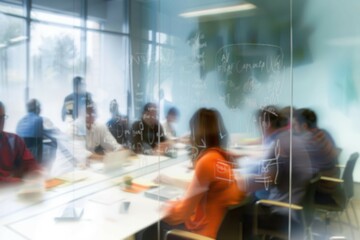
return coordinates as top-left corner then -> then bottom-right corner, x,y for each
154,141 -> 172,155
88,153 -> 104,161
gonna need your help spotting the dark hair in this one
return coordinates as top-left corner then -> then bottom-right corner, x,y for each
190,108 -> 228,155
142,102 -> 157,115
295,108 -> 317,129
258,105 -> 283,129
0,101 -> 4,110
26,99 -> 41,114
109,99 -> 119,114
73,76 -> 84,90
279,106 -> 294,127
167,107 -> 179,117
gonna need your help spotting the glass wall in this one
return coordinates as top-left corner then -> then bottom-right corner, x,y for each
0,0 -> 359,239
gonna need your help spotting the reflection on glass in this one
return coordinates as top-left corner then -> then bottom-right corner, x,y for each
0,1 -> 24,16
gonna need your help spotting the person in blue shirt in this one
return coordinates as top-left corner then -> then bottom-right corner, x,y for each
61,76 -> 92,121
16,99 -> 44,164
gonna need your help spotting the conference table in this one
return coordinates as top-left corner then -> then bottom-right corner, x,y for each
0,148 -> 195,240
0,144 -> 264,240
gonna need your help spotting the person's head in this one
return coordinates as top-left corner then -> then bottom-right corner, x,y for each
73,76 -> 86,94
142,102 -> 158,126
257,105 -> 282,137
85,100 -> 97,129
279,106 -> 293,128
109,99 -> 120,117
294,108 -> 317,133
189,108 -> 228,153
166,107 -> 179,123
0,101 -> 6,133
26,99 -> 41,115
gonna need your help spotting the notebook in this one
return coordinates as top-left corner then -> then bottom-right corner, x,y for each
144,185 -> 184,202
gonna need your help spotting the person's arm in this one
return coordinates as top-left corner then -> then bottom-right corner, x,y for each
61,99 -> 67,121
99,124 -> 123,152
130,121 -> 142,153
163,152 -> 214,225
13,135 -> 42,179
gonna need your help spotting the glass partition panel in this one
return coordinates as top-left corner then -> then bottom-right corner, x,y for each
87,0 -> 129,33
0,0 -> 24,16
152,1 -> 293,240
1,1 -> 359,240
0,13 -> 26,132
293,0 -> 360,238
31,0 -> 82,25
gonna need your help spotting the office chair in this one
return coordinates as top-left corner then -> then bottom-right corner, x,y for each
164,229 -> 215,240
313,152 -> 359,238
164,201 -> 248,240
23,137 -> 43,164
253,175 -> 320,240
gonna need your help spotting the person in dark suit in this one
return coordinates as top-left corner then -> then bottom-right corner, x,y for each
131,102 -> 166,154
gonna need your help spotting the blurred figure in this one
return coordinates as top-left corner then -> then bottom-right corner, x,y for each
244,105 -> 313,239
16,99 -> 58,169
293,108 -> 339,177
0,101 -> 42,183
106,99 -> 130,147
83,101 -> 123,159
294,108 -> 342,203
162,106 -> 179,139
131,102 -> 166,154
16,99 -> 44,164
61,76 -> 92,121
279,105 -> 293,129
161,108 -> 245,239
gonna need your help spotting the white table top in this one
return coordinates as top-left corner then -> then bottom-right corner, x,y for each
0,151 -> 191,240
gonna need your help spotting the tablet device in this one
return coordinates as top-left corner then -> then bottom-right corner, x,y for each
144,185 -> 184,202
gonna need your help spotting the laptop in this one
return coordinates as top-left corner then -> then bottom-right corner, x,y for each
144,185 -> 184,202
103,150 -> 132,172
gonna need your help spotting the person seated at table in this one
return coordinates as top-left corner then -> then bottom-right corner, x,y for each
0,101 -> 42,183
130,102 -> 166,154
83,100 -> 123,159
162,106 -> 179,140
160,108 -> 246,239
293,108 -> 341,203
294,108 -> 339,177
16,99 -> 58,169
16,99 -> 44,164
243,105 -> 313,239
106,99 -> 130,147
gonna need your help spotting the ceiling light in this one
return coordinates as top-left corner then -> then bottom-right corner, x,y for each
179,3 -> 257,18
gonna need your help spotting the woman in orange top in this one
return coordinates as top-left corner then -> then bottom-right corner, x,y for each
163,108 -> 245,239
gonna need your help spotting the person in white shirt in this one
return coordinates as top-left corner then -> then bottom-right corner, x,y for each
84,101 -> 123,158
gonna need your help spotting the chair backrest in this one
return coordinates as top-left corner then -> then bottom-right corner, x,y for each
342,152 -> 359,199
23,137 -> 43,164
302,174 -> 321,225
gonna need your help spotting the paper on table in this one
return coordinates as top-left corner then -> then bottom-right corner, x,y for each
45,178 -> 66,189
56,171 -> 89,183
132,178 -> 159,188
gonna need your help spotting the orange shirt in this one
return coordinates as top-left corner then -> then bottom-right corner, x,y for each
164,148 -> 245,238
